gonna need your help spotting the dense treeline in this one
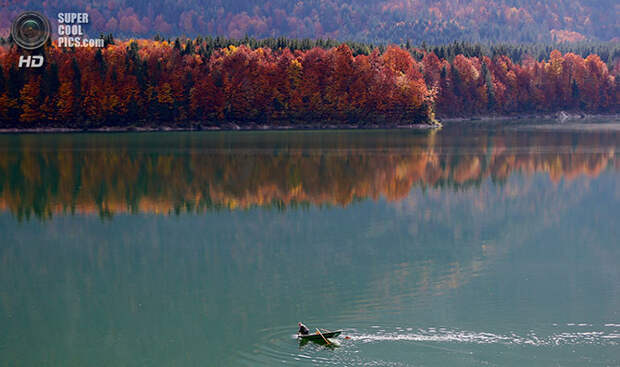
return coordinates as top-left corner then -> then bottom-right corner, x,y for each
1,129 -> 616,219
1,0 -> 617,43
1,35 -> 618,66
0,39 -> 437,126
419,41 -> 620,69
0,38 -> 617,127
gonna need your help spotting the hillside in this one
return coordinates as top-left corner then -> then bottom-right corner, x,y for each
1,0 -> 618,43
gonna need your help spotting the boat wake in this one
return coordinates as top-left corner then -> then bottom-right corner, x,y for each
232,323 -> 619,366
348,324 -> 620,346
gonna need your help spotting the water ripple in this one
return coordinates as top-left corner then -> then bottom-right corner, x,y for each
349,325 -> 620,346
231,323 -> 619,366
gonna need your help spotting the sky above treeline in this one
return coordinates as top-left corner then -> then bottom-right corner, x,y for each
1,0 -> 618,43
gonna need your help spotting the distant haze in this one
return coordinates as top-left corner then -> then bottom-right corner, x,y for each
1,0 -> 617,43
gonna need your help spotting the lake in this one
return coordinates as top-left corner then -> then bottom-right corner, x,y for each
0,120 -> 618,366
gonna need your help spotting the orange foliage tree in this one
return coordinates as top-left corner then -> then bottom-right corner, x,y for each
0,40 -> 616,127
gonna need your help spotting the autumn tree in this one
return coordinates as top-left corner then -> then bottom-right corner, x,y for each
19,77 -> 44,123
0,39 -> 616,127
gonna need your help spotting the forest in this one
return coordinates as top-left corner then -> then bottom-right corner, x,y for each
0,37 -> 617,128
1,0 -> 618,43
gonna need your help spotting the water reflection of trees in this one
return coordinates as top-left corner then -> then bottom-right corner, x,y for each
0,129 -> 616,219
1,148 -> 617,364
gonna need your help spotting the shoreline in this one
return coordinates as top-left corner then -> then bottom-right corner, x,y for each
0,122 -> 439,134
439,112 -> 619,123
0,112 -> 617,134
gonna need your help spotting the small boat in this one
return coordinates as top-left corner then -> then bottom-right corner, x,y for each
298,329 -> 343,341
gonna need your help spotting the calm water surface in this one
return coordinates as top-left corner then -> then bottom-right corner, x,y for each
1,120 -> 619,366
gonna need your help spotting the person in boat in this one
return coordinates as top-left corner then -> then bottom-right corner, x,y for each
298,322 -> 310,335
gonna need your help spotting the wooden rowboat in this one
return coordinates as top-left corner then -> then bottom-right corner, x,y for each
298,329 -> 342,341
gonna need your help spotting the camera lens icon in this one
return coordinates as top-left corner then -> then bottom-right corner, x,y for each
11,11 -> 51,50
